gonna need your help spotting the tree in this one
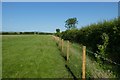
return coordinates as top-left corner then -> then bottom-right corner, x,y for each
65,18 -> 78,30
56,28 -> 60,33
55,28 -> 60,37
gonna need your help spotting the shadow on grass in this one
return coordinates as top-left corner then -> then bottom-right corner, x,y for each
65,64 -> 77,80
56,43 -> 77,79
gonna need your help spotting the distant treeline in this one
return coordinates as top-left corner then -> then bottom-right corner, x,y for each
2,32 -> 53,35
59,17 -> 120,64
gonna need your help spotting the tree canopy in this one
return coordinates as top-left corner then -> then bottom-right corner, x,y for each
65,18 -> 78,30
56,28 -> 60,33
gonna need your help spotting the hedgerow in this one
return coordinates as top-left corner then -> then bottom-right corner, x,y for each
60,17 -> 120,63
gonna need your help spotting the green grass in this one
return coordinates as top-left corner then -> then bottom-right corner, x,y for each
2,35 -> 71,78
58,40 -> 83,78
2,35 -> 117,78
57,40 -> 117,78
0,35 -> 2,79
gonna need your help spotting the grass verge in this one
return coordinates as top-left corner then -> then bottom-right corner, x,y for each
57,39 -> 117,78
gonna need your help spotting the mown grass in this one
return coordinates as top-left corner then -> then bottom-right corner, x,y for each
2,35 -> 71,78
0,35 -> 2,78
57,39 -> 117,78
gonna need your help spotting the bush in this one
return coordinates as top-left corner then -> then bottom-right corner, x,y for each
60,17 -> 120,63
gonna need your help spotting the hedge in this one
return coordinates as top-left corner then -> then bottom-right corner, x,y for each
60,17 -> 120,63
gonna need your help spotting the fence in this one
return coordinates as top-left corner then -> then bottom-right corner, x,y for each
52,35 -> 120,78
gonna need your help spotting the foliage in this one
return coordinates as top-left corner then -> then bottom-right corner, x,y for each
56,28 -> 60,33
61,29 -> 79,42
97,33 -> 109,57
57,39 -> 117,78
96,33 -> 109,64
2,32 -> 53,35
65,18 -> 78,30
55,29 -> 60,37
60,17 -> 120,63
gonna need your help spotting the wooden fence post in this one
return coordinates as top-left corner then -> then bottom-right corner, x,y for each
52,35 -> 55,40
58,38 -> 61,47
67,41 -> 69,61
82,46 -> 86,80
61,39 -> 64,52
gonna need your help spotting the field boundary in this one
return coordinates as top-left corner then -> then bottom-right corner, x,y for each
53,35 -> 119,78
53,36 -> 86,79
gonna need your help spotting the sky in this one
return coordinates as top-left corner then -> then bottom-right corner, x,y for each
118,1 -> 120,16
0,2 -> 2,32
2,0 -> 120,2
2,2 -> 118,33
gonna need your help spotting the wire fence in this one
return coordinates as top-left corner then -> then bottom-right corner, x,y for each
52,35 -> 120,78
53,35 -> 83,78
86,49 -> 120,66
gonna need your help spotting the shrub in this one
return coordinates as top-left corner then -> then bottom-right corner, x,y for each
60,17 -> 120,63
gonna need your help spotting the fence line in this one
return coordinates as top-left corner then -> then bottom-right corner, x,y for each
82,46 -> 86,79
52,35 -> 120,78
61,39 -> 64,52
86,49 -> 120,66
67,41 -> 69,61
53,36 -> 86,79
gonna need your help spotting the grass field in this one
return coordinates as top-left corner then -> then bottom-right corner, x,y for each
0,35 -> 2,78
2,35 -> 71,78
2,35 -> 118,78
